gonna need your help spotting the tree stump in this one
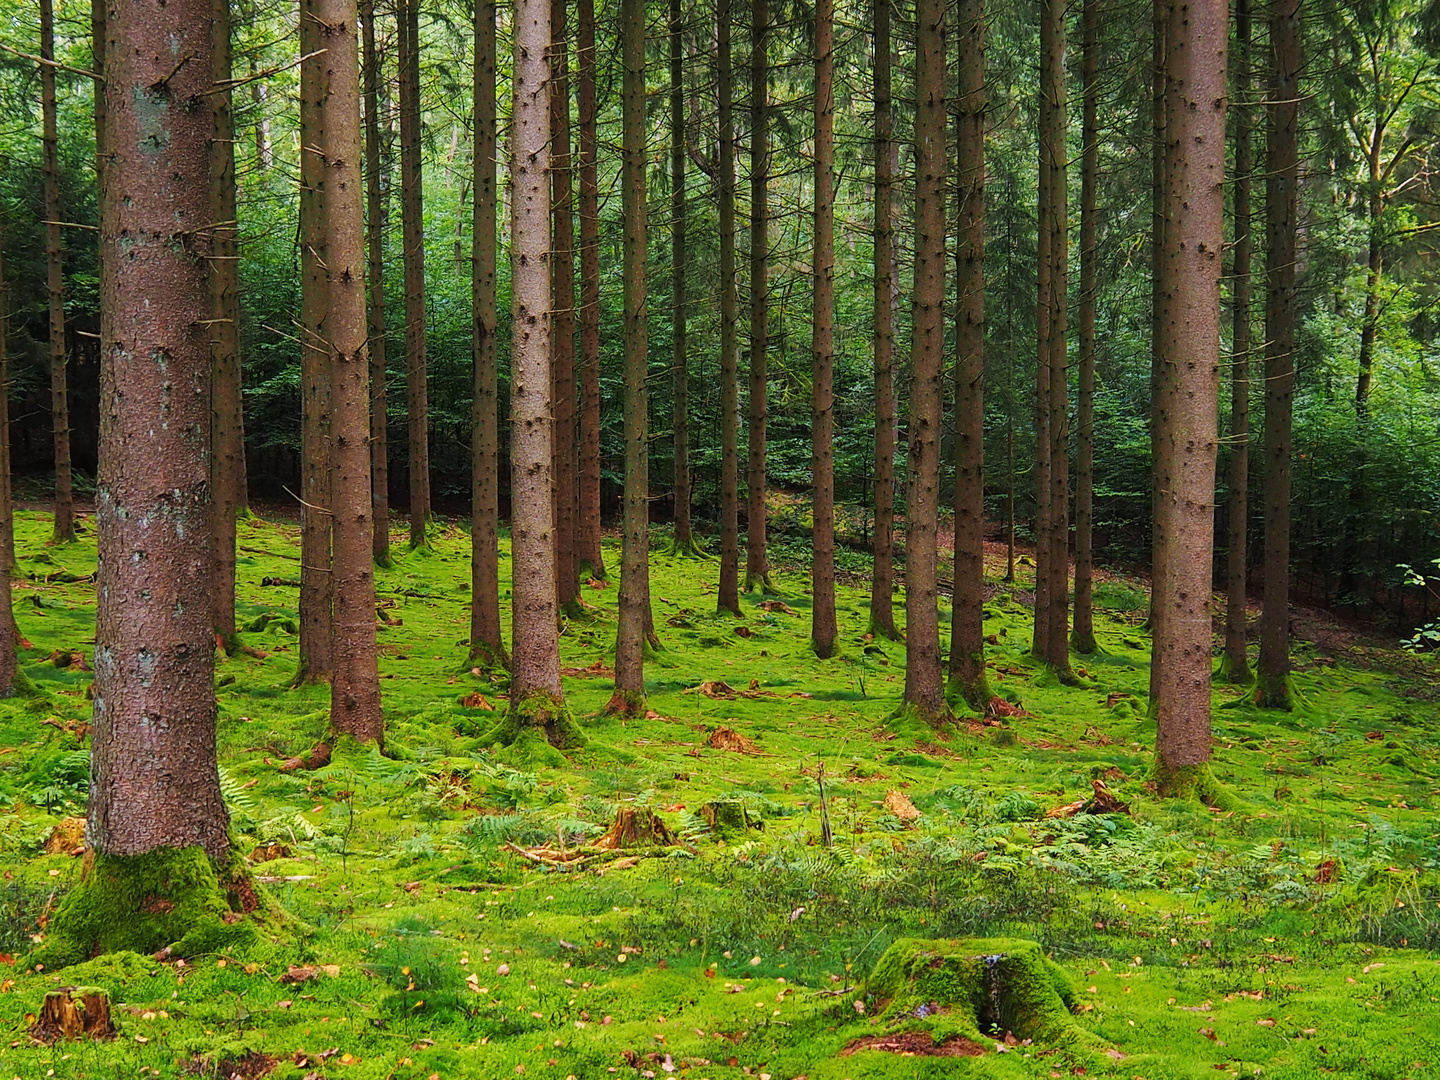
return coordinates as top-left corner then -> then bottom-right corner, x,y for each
30,987 -> 114,1043
699,798 -> 762,840
595,808 -> 677,849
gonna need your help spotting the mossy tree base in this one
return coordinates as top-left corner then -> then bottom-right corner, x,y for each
1149,760 -> 1242,810
32,846 -> 274,970
578,558 -> 608,582
863,937 -> 1106,1052
467,640 -> 510,673
1071,630 -> 1099,655
604,687 -> 647,719
1253,672 -> 1291,710
887,700 -> 954,732
666,536 -> 709,558
744,572 -> 781,596
478,691 -> 586,753
868,617 -> 903,642
1216,653 -> 1253,686
946,657 -> 993,716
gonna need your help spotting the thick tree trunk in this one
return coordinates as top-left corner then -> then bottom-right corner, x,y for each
90,0 -> 106,565
810,0 -> 837,660
470,0 -> 506,669
1256,0 -> 1300,709
297,0 -> 334,685
901,0 -> 948,724
948,0 -> 990,711
745,0 -> 773,593
1153,0 -> 1226,795
576,0 -> 605,581
551,0 -> 579,610
0,231 -> 21,698
210,0 -> 243,653
362,0 -> 391,568
506,0 -> 578,748
318,0 -> 385,744
716,0 -> 741,615
1224,0 -> 1253,682
869,0 -> 899,641
1071,0 -> 1098,657
42,0 -> 74,545
399,0 -> 430,548
90,0 -> 229,859
669,0 -> 696,556
610,0 -> 651,717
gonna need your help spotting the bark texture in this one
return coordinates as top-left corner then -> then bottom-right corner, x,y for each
869,0 -> 898,642
576,0 -> 605,580
716,0 -> 741,615
42,0 -> 75,545
399,0 -> 430,548
901,0 -> 948,724
92,0 -> 228,858
551,0 -> 579,610
745,0 -> 772,593
1147,0 -> 1168,702
362,0 -> 391,567
810,0 -> 837,660
669,0 -> 696,555
1072,0 -> 1099,656
0,231 -> 21,697
1154,0 -> 1226,790
1257,0 -> 1300,709
1225,0 -> 1253,682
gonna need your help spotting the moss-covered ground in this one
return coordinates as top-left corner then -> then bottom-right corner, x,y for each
0,509 -> 1437,1079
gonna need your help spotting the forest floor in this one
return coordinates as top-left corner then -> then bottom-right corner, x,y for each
0,509 -> 1437,1079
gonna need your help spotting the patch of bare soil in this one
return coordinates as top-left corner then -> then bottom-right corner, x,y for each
842,1031 -> 987,1057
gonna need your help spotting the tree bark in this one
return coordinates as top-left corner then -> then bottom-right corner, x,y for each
869,0 -> 899,642
1071,0 -> 1099,656
362,0 -> 391,568
810,0 -> 837,660
319,0 -> 385,744
1032,20 -> 1053,662
0,229 -> 21,698
745,0 -> 773,593
210,0 -> 243,653
1153,0 -> 1226,794
948,0 -> 990,710
901,0 -> 948,724
1146,0 -> 1168,704
297,0 -> 334,685
716,0 -> 741,615
1257,0 -> 1300,709
399,0 -> 430,548
92,0 -> 229,858
551,0 -> 579,610
1224,0 -> 1253,683
669,0 -> 697,556
42,0 -> 75,545
610,0 -> 651,717
470,0 -> 506,669
576,0 -> 605,581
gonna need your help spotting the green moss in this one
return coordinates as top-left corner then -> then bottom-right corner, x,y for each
477,690 -> 585,754
885,700 -> 953,734
945,655 -> 994,715
31,846 -> 261,970
1253,671 -> 1292,710
1149,760 -> 1243,810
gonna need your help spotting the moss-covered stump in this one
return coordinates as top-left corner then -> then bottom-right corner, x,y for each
30,846 -> 272,970
699,798 -> 762,841
30,987 -> 114,1043
861,937 -> 1106,1054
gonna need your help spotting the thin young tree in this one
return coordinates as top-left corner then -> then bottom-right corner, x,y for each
745,0 -> 774,593
1071,0 -> 1099,656
670,0 -> 699,556
810,0 -> 838,659
609,0 -> 651,716
717,0 -> 742,614
901,0 -> 949,724
470,0 -> 507,669
399,0 -> 430,548
210,0 -> 244,654
319,0 -> 385,744
869,0 -> 899,641
41,0 -> 75,544
362,0 -> 392,567
1256,0 -> 1300,709
576,0 -> 606,581
948,0 -> 992,710
551,0 -> 580,609
0,227 -> 24,698
1224,0 -> 1254,682
1153,0 -> 1227,797
296,0 -> 334,685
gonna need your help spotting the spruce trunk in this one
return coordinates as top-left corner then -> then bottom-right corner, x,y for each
1072,0 -> 1099,656
669,0 -> 696,556
1225,0 -> 1253,682
42,0 -> 75,545
399,0 -> 430,548
745,0 -> 772,593
716,0 -> 741,615
810,0 -> 837,660
551,0 -> 579,611
362,0 -> 391,568
576,0 -> 606,581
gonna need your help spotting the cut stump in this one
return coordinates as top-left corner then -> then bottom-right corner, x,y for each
30,987 -> 114,1043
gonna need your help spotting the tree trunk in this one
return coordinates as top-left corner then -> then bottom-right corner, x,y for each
948,0 -> 990,711
1256,0 -> 1300,709
745,0 -> 773,593
810,0 -> 837,660
669,0 -> 697,556
1153,0 -> 1226,796
399,0 -> 430,548
610,0 -> 651,717
210,0 -> 243,653
90,0 -> 229,859
42,0 -> 75,545
901,0 -> 948,724
1031,0 -> 1054,663
1146,0 -> 1168,704
296,0 -> 334,685
362,0 -> 391,568
506,0 -> 579,748
318,0 -> 384,744
576,0 -> 605,581
470,0 -> 506,669
716,0 -> 741,615
869,0 -> 899,641
1224,0 -> 1253,683
1071,0 -> 1098,657
551,0 -> 580,610
0,229 -> 21,698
